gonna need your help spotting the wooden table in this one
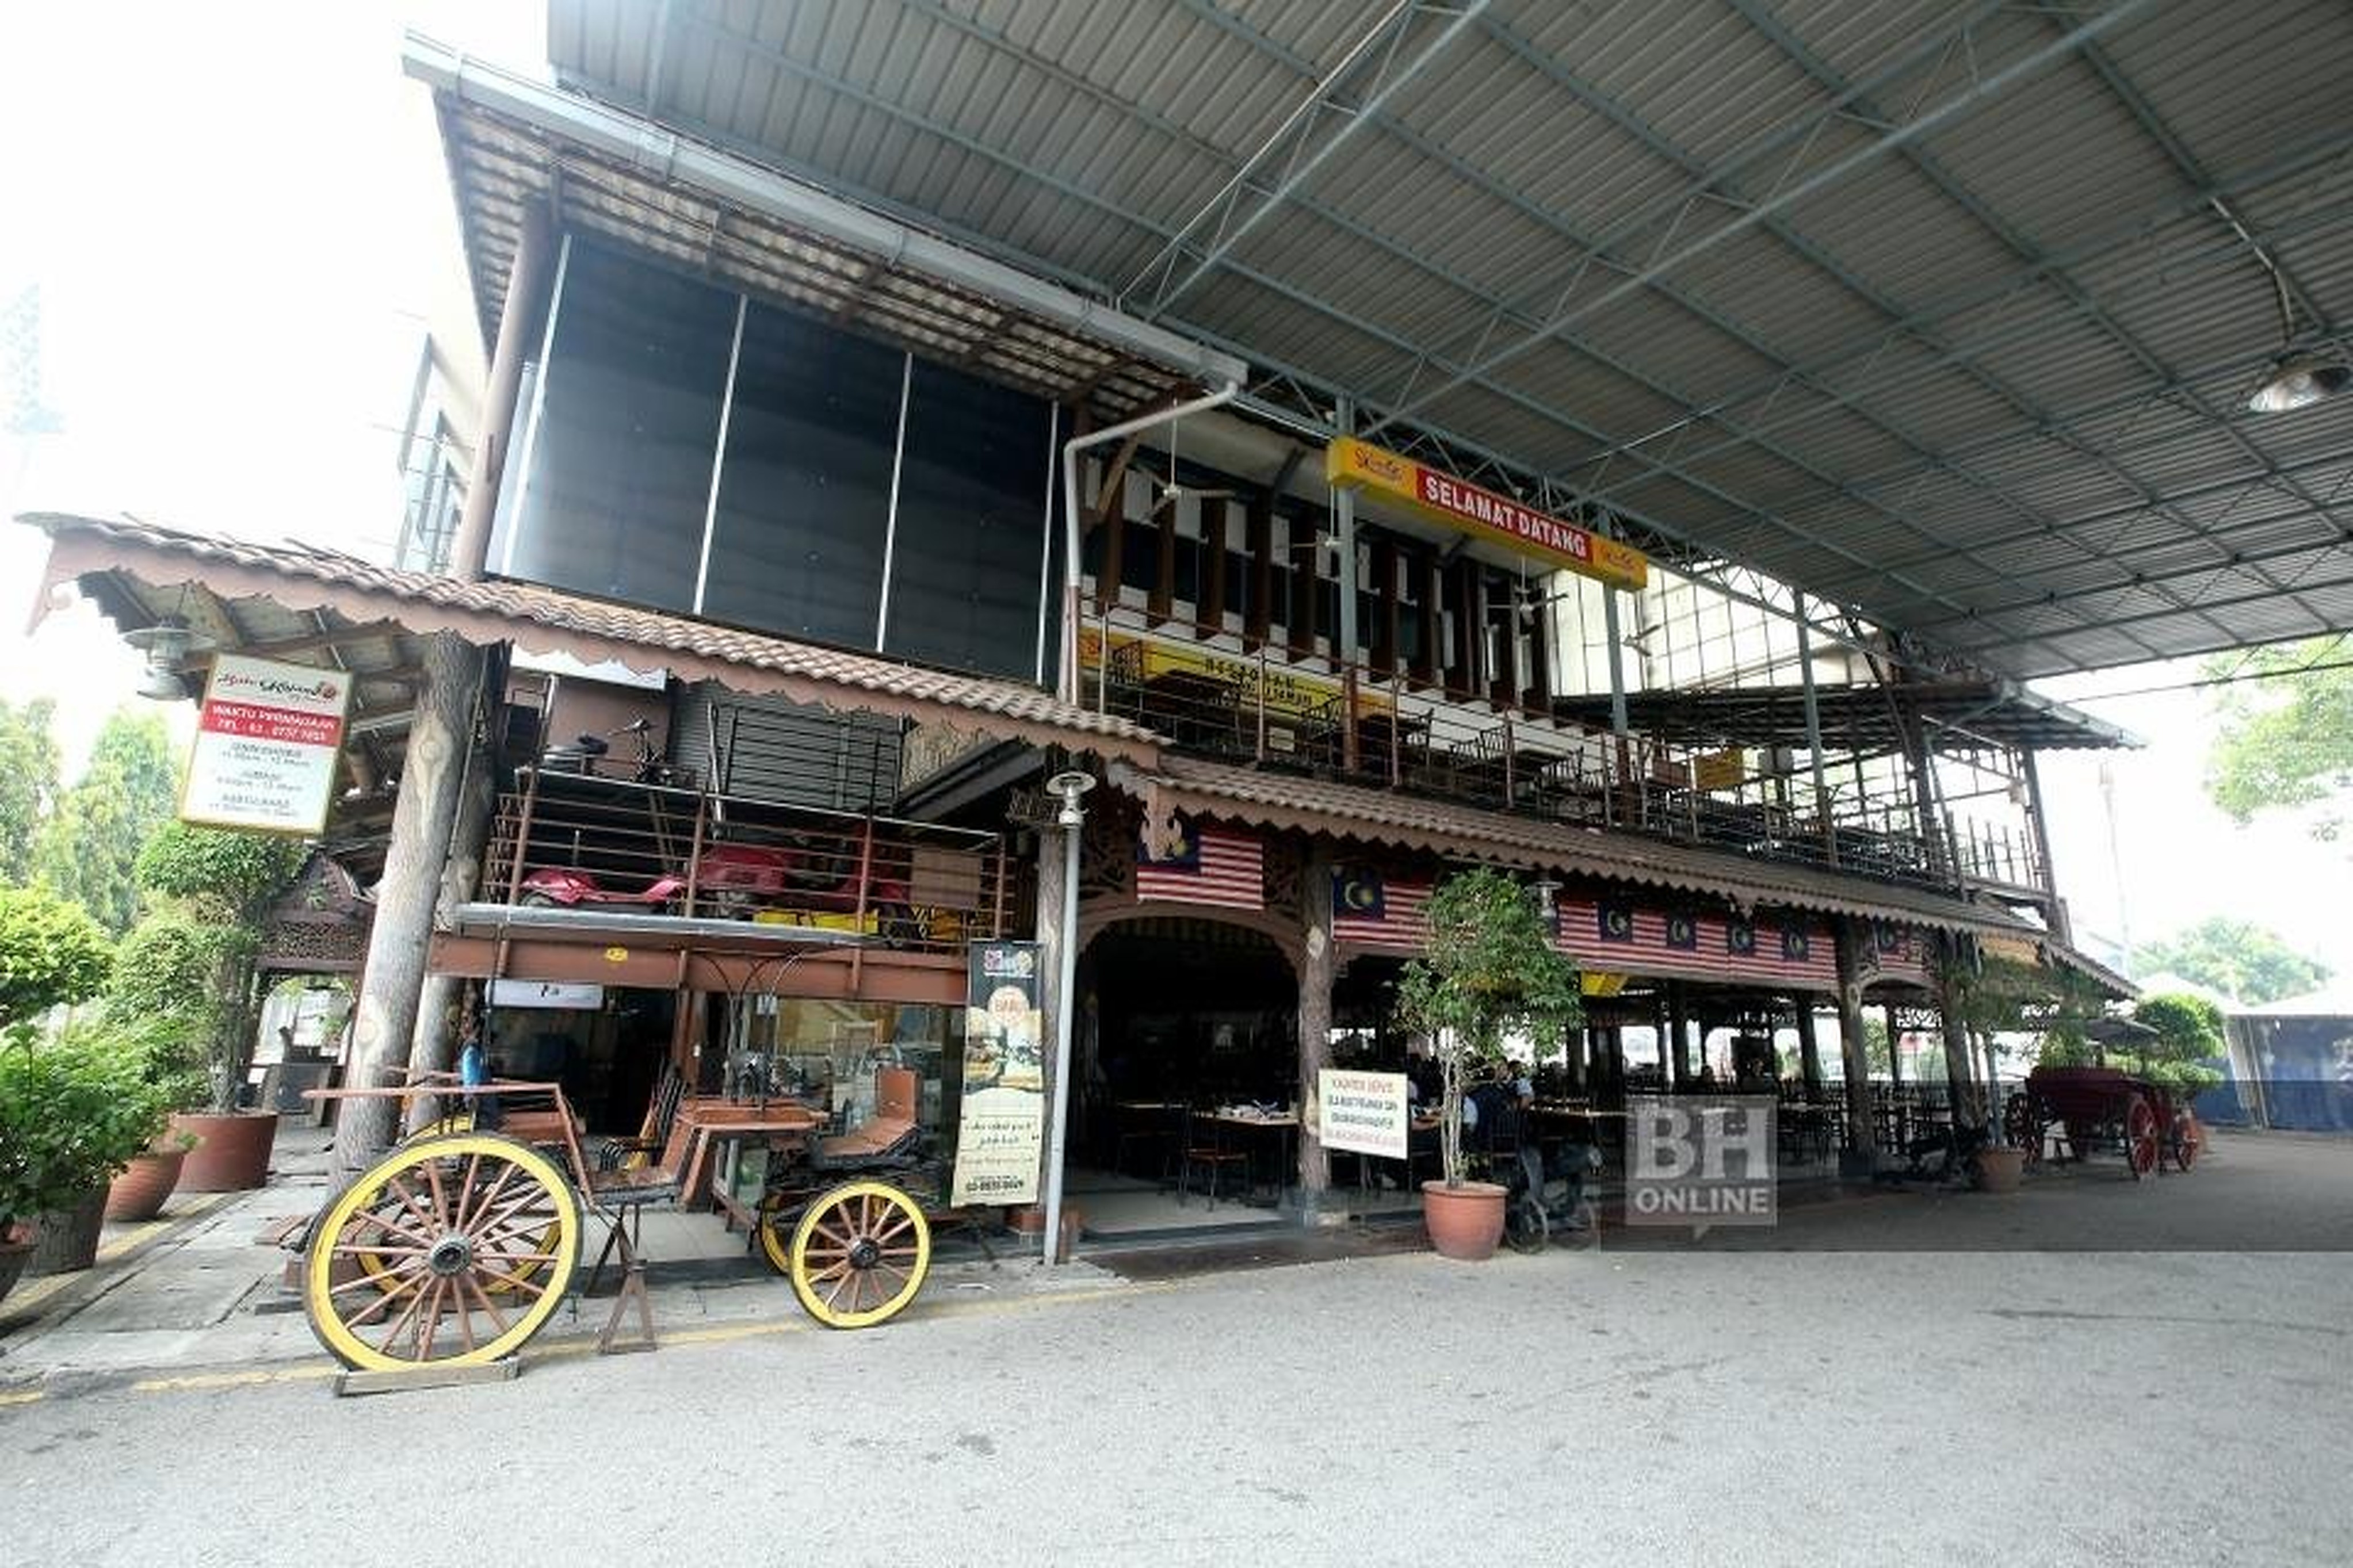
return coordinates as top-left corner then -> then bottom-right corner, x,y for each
1200,1111 -> 1300,1200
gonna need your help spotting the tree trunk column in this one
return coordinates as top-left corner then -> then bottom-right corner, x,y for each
1832,921 -> 1878,1173
404,701 -> 499,1135
1937,933 -> 1985,1130
334,632 -> 484,1169
1293,843 -> 1336,1223
1795,997 -> 1823,1095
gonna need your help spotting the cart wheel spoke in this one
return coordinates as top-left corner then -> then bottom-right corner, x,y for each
305,1133 -> 580,1372
786,1180 -> 932,1330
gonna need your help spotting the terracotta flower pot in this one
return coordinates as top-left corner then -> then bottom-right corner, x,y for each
1422,1179 -> 1508,1261
1973,1145 -> 2025,1194
26,1188 -> 108,1276
172,1111 -> 279,1192
105,1148 -> 189,1222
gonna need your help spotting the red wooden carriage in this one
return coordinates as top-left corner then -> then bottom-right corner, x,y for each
2003,1065 -> 2204,1180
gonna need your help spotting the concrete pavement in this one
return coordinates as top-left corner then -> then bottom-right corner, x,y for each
1,1129 -> 2348,1565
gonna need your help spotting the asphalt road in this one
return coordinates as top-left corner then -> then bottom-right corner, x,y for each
7,1183 -> 2350,1566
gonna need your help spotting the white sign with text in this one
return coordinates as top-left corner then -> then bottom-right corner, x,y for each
181,653 -> 352,834
1318,1069 -> 1408,1160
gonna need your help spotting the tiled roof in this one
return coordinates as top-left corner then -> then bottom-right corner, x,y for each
26,513 -> 1159,761
1120,754 -> 2045,939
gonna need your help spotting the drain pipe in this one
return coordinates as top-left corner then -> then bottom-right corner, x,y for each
1058,383 -> 1243,703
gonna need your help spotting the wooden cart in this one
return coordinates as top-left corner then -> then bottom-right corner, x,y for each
2002,1065 -> 2205,1181
296,1070 -> 940,1374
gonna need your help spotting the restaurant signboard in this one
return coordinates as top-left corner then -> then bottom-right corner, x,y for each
180,653 -> 353,835
950,940 -> 1046,1206
1317,1068 -> 1409,1160
1324,437 -> 1648,592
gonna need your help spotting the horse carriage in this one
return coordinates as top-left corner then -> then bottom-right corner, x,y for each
296,1066 -> 943,1373
2001,1064 -> 2204,1180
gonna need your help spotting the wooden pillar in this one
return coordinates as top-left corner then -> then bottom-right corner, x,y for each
1294,842 -> 1336,1221
1665,983 -> 1689,1089
1795,997 -> 1824,1095
403,662 -> 502,1134
1885,1001 -> 1905,1087
1201,499 -> 1230,632
1832,921 -> 1878,1166
1244,491 -> 1272,652
335,632 -> 487,1169
1936,932 -> 1985,1129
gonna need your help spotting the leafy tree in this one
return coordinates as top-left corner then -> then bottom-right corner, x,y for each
2117,991 -> 2227,1101
0,884 -> 112,1030
0,1017 -> 178,1236
0,698 -> 62,885
132,823 -> 305,1111
1396,868 -> 1583,1188
2136,916 -> 2329,1007
34,709 -> 179,935
2203,638 -> 2353,839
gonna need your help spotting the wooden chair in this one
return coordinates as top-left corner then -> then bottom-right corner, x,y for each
1176,1110 -> 1250,1208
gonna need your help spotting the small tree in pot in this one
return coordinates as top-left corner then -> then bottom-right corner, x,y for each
123,824 -> 304,1190
1395,868 -> 1582,1259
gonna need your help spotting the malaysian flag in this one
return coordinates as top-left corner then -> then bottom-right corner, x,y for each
1554,897 -> 1729,981
1135,817 -> 1264,909
1332,870 -> 1429,951
1550,900 -> 1839,992
1864,921 -> 1932,985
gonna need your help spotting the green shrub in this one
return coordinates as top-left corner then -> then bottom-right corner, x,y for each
0,884 -> 113,1030
0,1019 -> 175,1233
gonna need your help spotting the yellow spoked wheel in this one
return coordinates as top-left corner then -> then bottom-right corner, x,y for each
304,1133 -> 581,1371
775,1180 -> 931,1329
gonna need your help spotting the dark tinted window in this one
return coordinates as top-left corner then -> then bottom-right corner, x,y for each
701,303 -> 903,644
884,360 -> 1052,675
507,241 -> 734,611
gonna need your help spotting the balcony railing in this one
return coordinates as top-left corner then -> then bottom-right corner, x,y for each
483,760 -> 1012,955
1079,605 -> 1987,893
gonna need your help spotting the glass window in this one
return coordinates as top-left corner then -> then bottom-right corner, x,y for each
701,303 -> 903,643
507,241 -> 736,612
884,360 -> 1053,676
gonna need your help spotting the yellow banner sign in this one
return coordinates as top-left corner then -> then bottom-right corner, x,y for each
1324,437 -> 1648,592
1079,626 -> 1392,720
1694,748 -> 1747,791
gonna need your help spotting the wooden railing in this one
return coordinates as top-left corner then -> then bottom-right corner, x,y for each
1080,604 -> 1986,893
483,764 -> 1011,955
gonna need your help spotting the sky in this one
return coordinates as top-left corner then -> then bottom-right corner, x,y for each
0,2 -> 2341,995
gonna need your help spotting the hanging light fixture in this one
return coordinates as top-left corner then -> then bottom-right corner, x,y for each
120,616 -> 216,701
2222,198 -> 2350,413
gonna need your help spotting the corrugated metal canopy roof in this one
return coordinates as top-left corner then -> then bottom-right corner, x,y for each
539,0 -> 2353,680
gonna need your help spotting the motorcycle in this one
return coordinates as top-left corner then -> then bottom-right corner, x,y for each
520,837 -> 923,936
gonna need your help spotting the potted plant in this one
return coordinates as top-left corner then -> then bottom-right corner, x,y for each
102,1013 -> 208,1222
0,885 -> 118,1290
120,824 -> 305,1191
1396,868 -> 1583,1260
1,1021 -> 174,1283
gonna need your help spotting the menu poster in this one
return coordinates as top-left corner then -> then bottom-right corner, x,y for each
1319,1069 -> 1408,1160
180,654 -> 352,835
950,940 -> 1046,1206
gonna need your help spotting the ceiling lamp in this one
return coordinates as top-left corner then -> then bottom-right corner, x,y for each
120,618 -> 217,701
2247,353 -> 2352,414
2220,197 -> 2350,414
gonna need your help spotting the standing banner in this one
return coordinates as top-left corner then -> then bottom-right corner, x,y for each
1317,1069 -> 1409,1160
180,654 -> 352,834
950,940 -> 1046,1206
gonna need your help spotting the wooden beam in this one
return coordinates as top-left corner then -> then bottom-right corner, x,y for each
1369,534 -> 1397,676
1409,547 -> 1440,689
1244,489 -> 1272,653
1201,498 -> 1229,632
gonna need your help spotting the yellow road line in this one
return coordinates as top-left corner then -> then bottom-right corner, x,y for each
109,1272 -> 1197,1396
0,1388 -> 46,1407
